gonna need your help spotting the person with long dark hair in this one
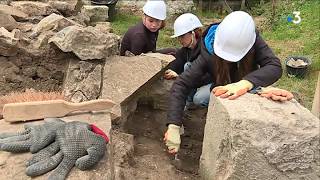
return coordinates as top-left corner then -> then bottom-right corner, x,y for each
164,11 -> 293,154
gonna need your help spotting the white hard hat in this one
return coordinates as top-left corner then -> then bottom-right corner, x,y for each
214,11 -> 256,62
143,0 -> 166,20
171,13 -> 203,38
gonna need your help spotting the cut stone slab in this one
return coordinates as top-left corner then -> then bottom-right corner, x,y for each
101,54 -> 174,119
0,27 -> 19,56
10,1 -> 56,17
0,14 -> 18,31
0,4 -> 28,19
31,13 -> 80,37
200,93 -> 320,180
81,5 -> 108,24
49,25 -> 119,60
0,111 -> 112,179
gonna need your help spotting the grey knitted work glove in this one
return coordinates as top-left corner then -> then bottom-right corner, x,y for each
0,118 -> 65,153
26,121 -> 107,180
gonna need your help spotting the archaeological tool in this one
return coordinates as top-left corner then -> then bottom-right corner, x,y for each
3,99 -> 115,122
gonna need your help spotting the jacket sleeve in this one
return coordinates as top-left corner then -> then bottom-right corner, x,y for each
167,48 -> 187,74
243,33 -> 282,87
167,55 -> 210,126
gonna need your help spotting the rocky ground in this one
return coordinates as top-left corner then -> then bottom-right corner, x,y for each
113,104 -> 207,179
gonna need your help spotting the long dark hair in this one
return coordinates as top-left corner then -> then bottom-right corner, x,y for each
194,28 -> 202,40
212,48 -> 255,86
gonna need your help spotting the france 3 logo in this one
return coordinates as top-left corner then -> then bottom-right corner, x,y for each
287,11 -> 301,24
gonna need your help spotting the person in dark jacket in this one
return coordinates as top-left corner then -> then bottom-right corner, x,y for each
164,11 -> 294,154
164,13 -> 212,108
120,0 -> 166,56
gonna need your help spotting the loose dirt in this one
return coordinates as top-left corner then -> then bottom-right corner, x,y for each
0,46 -> 68,96
117,104 -> 207,179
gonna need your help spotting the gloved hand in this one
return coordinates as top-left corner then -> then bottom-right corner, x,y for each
26,121 -> 107,180
0,118 -> 65,153
213,80 -> 253,100
163,124 -> 181,154
164,69 -> 178,80
258,87 -> 294,101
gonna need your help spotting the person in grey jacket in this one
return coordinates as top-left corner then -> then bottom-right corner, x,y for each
164,11 -> 293,154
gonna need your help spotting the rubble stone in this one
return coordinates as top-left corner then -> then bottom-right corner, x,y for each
81,5 -> 108,24
32,13 -> 80,37
0,4 -> 28,19
0,14 -> 18,31
49,25 -> 119,60
0,27 -> 19,56
63,59 -> 103,102
94,22 -> 113,33
10,1 -> 56,17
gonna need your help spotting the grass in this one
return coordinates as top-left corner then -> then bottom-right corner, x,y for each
111,13 -> 141,36
259,0 -> 320,109
111,0 -> 319,109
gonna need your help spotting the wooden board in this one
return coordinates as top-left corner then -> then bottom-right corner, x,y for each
3,99 -> 115,122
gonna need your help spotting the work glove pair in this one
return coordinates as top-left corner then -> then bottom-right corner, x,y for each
0,119 -> 108,180
164,69 -> 178,80
213,80 -> 293,101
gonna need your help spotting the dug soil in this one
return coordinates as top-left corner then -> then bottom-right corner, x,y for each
120,104 -> 207,179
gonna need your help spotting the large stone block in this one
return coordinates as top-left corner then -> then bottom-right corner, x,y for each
49,25 -> 119,60
200,94 -> 320,180
81,5 -> 108,24
312,72 -> 320,118
101,54 -> 174,121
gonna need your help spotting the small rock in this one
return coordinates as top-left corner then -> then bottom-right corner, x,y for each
0,14 -> 18,31
0,4 -> 28,20
287,58 -> 308,67
10,1 -> 56,17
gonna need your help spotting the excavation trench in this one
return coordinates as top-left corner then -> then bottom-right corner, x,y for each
113,101 -> 207,179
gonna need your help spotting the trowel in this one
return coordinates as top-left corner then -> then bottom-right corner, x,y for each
2,99 -> 115,122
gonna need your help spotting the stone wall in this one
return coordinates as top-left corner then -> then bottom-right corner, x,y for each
117,0 -> 195,18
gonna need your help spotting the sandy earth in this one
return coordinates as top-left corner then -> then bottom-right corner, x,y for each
0,47 -> 68,96
118,105 -> 207,179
